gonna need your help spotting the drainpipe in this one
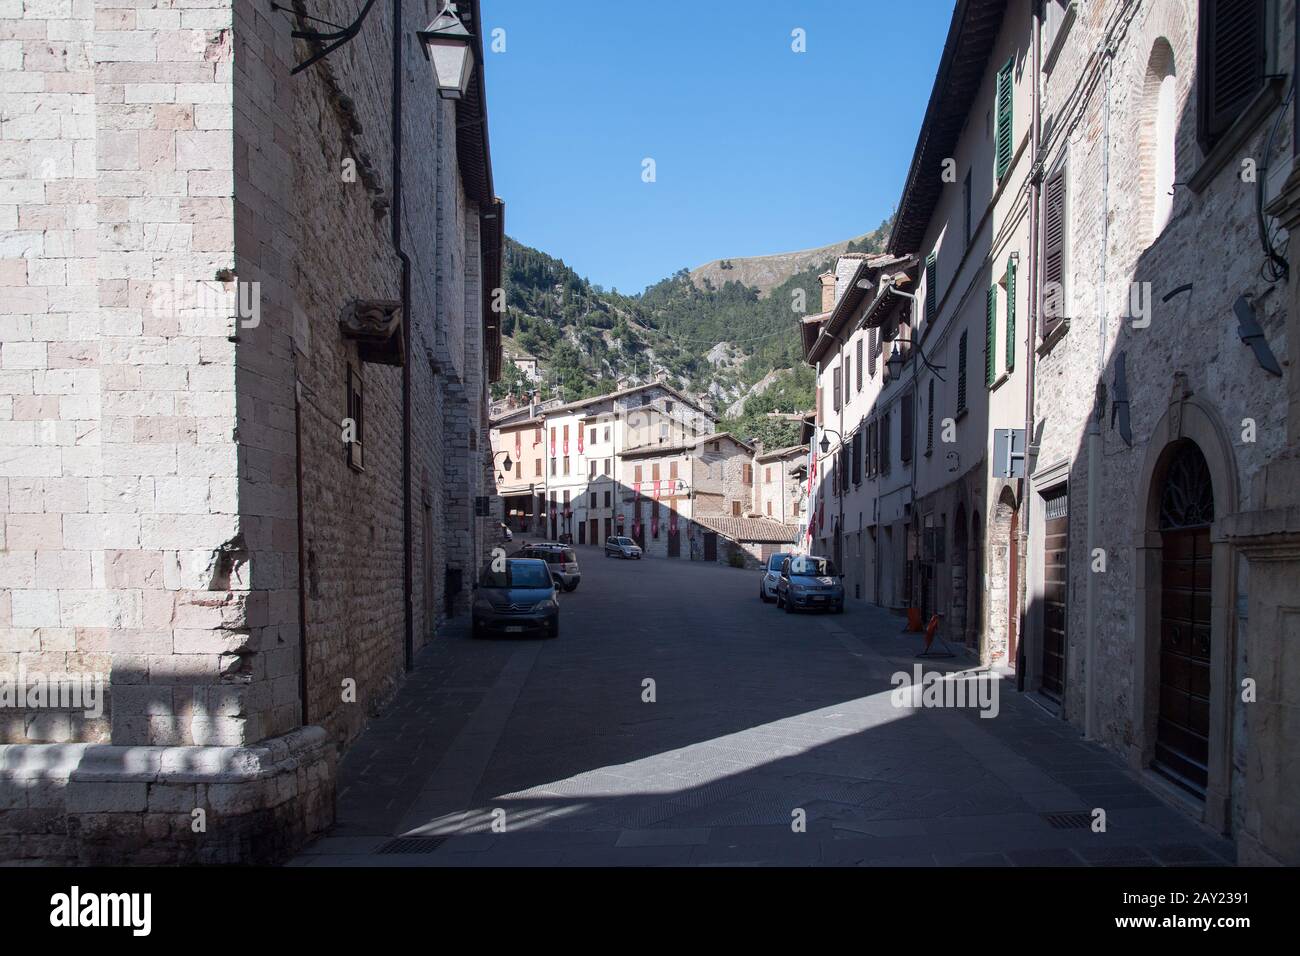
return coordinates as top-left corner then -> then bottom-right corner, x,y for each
1083,47 -> 1113,739
393,0 -> 415,670
1018,1 -> 1043,692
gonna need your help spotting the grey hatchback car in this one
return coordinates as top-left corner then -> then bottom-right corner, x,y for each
515,544 -> 581,591
604,535 -> 642,559
472,558 -> 560,638
775,554 -> 845,613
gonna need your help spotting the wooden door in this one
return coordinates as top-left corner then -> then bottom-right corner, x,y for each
703,532 -> 717,562
1155,526 -> 1212,795
1040,488 -> 1068,700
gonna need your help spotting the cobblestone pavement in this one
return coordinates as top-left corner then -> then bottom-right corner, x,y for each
291,546 -> 1235,866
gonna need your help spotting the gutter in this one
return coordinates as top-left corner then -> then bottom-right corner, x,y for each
394,0 -> 414,671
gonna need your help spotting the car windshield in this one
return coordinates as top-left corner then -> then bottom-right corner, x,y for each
789,556 -> 838,576
767,553 -> 787,571
479,560 -> 551,589
617,538 -> 633,546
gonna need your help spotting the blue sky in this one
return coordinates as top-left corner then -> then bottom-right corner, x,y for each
481,0 -> 953,294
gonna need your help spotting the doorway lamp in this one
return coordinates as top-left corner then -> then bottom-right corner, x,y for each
877,275 -> 947,382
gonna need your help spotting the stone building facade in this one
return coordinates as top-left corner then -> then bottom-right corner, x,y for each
802,0 -> 1298,864
0,0 -> 501,863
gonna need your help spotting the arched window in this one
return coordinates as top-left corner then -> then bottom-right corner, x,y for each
1142,40 -> 1177,241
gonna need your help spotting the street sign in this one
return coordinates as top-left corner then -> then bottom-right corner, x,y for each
993,428 -> 1026,478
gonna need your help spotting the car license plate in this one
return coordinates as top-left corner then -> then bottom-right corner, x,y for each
505,626 -> 523,633
811,595 -> 824,603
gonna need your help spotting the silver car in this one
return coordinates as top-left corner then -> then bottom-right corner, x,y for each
758,551 -> 791,602
516,544 -> 581,591
776,554 -> 845,613
604,536 -> 642,559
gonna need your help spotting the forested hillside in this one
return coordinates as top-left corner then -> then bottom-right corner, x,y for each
496,220 -> 891,447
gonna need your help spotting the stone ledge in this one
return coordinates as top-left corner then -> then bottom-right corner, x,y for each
0,727 -> 335,864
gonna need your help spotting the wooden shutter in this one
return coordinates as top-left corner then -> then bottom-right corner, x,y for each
869,327 -> 879,376
1005,256 -> 1017,373
855,339 -> 863,390
926,378 -> 935,452
833,363 -> 842,411
881,411 -> 891,475
957,331 -> 968,414
1042,165 -> 1067,336
900,390 -> 914,463
985,285 -> 997,387
925,253 -> 937,325
995,59 -> 1014,181
1198,0 -> 1266,151
852,429 -> 862,485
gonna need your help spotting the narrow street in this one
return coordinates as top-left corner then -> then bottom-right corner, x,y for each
293,550 -> 1233,867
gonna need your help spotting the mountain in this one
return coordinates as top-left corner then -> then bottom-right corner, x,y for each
495,219 -> 891,447
688,224 -> 889,299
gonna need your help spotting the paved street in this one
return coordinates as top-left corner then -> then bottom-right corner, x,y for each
292,548 -> 1234,867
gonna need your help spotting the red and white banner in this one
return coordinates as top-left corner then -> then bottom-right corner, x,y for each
653,480 -> 661,499
668,511 -> 678,531
651,516 -> 659,537
514,431 -> 521,456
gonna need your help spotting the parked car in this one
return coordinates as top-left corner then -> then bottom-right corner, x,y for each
471,558 -> 559,638
759,551 -> 791,602
776,554 -> 844,613
515,543 -> 581,591
604,536 -> 643,559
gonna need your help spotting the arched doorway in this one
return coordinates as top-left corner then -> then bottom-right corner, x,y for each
970,510 -> 983,653
1153,440 -> 1215,796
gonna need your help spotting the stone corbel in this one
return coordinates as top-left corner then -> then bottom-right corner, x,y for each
340,299 -> 404,366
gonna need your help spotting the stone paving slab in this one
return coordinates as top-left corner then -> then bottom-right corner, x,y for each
292,546 -> 1236,867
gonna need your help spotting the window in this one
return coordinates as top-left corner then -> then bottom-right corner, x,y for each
900,390 -> 914,464
670,461 -> 678,480
866,420 -> 877,477
652,462 -> 660,481
1005,256 -> 1017,373
880,411 -> 891,476
603,426 -> 610,441
604,491 -> 611,507
550,458 -> 556,476
832,363 -> 842,411
925,253 -> 937,326
765,466 -> 772,484
604,458 -> 611,475
743,463 -> 753,485
843,354 -> 851,402
855,338 -> 864,391
1144,39 -> 1178,239
869,326 -> 879,377
535,459 -> 542,477
1042,164 -> 1068,337
589,427 -> 596,446
563,457 -> 571,475
590,492 -> 597,507
963,169 -> 972,247
767,501 -> 772,516
534,426 -> 542,444
994,58 -> 1014,181
1197,0 -> 1266,153
957,331 -> 969,414
634,464 -> 642,483
926,379 -> 935,454
345,364 -> 363,471
985,285 -> 998,387
852,430 -> 862,486
732,500 -> 741,516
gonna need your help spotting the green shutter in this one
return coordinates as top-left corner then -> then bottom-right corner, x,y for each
985,285 -> 997,387
925,252 -> 937,324
1005,257 -> 1017,373
995,59 -> 1013,181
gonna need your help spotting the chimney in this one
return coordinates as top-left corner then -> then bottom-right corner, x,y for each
819,270 -> 836,313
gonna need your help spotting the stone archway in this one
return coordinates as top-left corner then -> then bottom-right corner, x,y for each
986,486 -> 1019,665
970,510 -> 983,652
1133,390 -> 1238,834
952,502 -> 969,642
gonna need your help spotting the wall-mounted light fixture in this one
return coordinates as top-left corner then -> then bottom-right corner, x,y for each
419,2 -> 475,99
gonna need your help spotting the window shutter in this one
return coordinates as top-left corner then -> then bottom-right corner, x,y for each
881,411 -> 891,475
868,327 -> 878,376
925,253 -> 937,325
900,390 -> 914,463
1198,0 -> 1266,151
957,331 -> 968,414
1005,256 -> 1017,373
852,430 -> 862,485
995,58 -> 1014,181
985,285 -> 997,387
1042,165 -> 1067,336
855,339 -> 863,390
926,378 -> 935,452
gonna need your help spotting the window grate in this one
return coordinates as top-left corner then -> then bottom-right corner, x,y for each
375,836 -> 447,854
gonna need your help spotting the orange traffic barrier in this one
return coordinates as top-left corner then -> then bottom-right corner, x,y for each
905,606 -> 923,632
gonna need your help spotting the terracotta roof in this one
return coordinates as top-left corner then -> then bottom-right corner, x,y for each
620,431 -> 754,460
544,380 -> 714,419
694,515 -> 801,544
755,443 -> 808,462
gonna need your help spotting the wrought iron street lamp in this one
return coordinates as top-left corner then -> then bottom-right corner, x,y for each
419,2 -> 475,99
